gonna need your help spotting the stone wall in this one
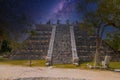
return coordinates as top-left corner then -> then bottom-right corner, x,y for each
9,24 -> 120,63
74,25 -> 120,62
9,24 -> 52,60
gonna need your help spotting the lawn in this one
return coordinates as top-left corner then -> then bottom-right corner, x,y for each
0,56 -> 46,67
54,61 -> 94,69
0,56 -> 120,69
53,61 -> 120,69
109,62 -> 120,69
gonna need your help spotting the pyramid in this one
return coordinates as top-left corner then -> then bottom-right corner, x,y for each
9,24 -> 120,65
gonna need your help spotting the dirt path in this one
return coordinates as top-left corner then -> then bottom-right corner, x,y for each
0,65 -> 120,80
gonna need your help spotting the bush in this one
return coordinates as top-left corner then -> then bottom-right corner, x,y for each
0,40 -> 12,55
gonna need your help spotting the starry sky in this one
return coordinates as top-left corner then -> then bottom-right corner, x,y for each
0,0 -> 118,41
0,0 -> 83,28
0,0 -> 82,41
20,0 -> 82,24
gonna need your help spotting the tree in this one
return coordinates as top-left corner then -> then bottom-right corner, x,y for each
0,40 -> 12,56
106,32 -> 120,51
29,30 -> 36,66
46,20 -> 51,24
0,0 -> 32,45
66,19 -> 70,25
77,0 -> 120,66
57,19 -> 60,24
21,30 -> 36,67
29,30 -> 36,67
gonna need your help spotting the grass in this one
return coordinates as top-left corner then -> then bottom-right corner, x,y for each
54,61 -> 120,70
54,64 -> 79,68
0,56 -> 46,67
109,62 -> 120,69
0,56 -> 120,69
54,61 -> 94,69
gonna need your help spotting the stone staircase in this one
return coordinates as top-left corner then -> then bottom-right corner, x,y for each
9,24 -> 120,62
74,25 -> 120,62
9,24 -> 52,60
52,25 -> 72,64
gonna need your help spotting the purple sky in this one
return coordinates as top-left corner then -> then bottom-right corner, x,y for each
0,0 -> 82,42
0,0 -> 118,42
24,0 -> 82,24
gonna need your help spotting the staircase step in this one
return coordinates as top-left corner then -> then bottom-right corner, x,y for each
52,25 -> 72,64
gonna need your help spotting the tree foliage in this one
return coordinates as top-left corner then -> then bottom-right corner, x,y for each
77,0 -> 120,66
46,20 -> 51,24
106,32 -> 120,51
0,0 -> 33,54
0,0 -> 32,42
57,19 -> 60,24
0,40 -> 12,54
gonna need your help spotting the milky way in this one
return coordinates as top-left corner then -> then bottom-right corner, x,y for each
44,0 -> 82,23
0,0 -> 84,26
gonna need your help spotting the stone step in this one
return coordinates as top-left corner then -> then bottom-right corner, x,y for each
10,24 -> 52,60
52,25 -> 72,64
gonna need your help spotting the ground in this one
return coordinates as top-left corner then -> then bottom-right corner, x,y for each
0,65 -> 120,80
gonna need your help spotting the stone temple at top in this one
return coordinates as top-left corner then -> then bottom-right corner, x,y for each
9,23 -> 120,65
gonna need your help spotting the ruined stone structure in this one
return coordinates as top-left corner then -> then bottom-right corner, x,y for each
10,24 -> 52,60
74,25 -> 120,62
52,25 -> 72,64
10,24 -> 120,65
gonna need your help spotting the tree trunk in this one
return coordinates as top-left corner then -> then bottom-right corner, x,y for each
29,40 -> 32,67
29,55 -> 32,67
0,36 -> 2,41
94,35 -> 102,67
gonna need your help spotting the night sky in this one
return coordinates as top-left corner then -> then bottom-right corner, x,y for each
0,0 -> 83,41
22,0 -> 81,24
0,0 -> 118,41
19,0 -> 118,39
